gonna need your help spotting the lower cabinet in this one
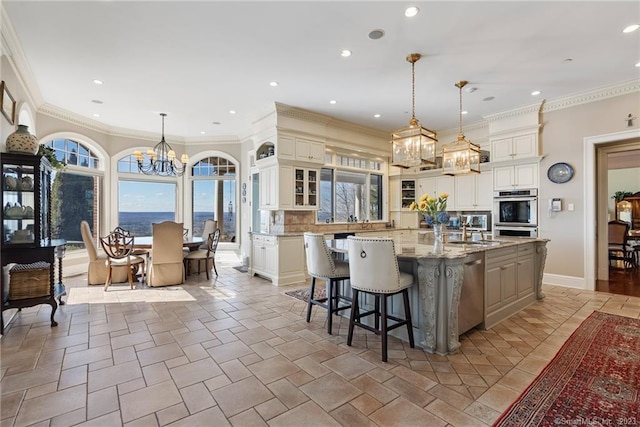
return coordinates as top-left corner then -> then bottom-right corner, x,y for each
484,243 -> 536,329
249,234 -> 306,286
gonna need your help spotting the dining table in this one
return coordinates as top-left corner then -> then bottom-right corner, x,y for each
131,236 -> 204,251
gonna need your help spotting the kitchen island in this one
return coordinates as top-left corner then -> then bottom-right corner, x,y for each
327,232 -> 548,355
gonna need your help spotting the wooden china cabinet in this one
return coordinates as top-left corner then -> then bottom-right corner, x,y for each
1,153 -> 66,334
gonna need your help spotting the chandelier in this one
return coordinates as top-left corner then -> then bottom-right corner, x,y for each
442,80 -> 480,175
391,53 -> 437,168
133,113 -> 188,176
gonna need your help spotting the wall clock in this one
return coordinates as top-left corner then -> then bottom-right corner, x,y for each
547,162 -> 574,184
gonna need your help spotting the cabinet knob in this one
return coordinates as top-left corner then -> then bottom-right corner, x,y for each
500,265 -> 508,270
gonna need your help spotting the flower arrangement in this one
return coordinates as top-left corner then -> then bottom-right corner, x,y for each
409,193 -> 450,225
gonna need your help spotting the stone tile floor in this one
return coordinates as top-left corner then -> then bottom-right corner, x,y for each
2,252 -> 640,426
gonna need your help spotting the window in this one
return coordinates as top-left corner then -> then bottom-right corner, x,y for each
118,181 -> 176,236
318,154 -> 384,223
44,139 -> 101,252
191,156 -> 237,242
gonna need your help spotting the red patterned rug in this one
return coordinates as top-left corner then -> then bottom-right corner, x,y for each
494,311 -> 640,426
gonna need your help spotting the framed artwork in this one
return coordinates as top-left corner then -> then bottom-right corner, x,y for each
1,81 -> 16,125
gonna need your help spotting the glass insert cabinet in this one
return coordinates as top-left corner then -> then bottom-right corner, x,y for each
1,153 -> 65,334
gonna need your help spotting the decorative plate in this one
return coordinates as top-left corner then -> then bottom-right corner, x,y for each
547,162 -> 574,184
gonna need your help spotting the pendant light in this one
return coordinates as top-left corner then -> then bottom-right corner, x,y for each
133,113 -> 189,177
442,80 -> 480,175
390,53 -> 437,168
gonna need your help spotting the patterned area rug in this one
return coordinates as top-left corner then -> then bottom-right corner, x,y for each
284,286 -> 326,302
494,311 -> 640,426
232,265 -> 248,273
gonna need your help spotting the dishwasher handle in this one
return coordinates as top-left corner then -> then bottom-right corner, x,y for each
464,259 -> 483,266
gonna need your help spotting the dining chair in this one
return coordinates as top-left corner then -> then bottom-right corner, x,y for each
303,232 -> 352,335
80,220 -> 128,285
346,236 -> 415,362
200,219 -> 217,249
99,229 -> 144,291
147,221 -> 185,287
184,228 -> 221,280
608,220 -> 634,269
112,226 -> 149,282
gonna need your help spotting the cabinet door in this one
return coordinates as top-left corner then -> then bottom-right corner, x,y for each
476,170 -> 493,210
265,242 -> 277,275
278,165 -> 294,209
389,177 -> 401,211
485,264 -> 502,314
514,163 -> 538,189
296,138 -> 325,164
501,261 -> 518,305
400,179 -> 415,209
417,177 -> 436,199
306,169 -> 318,209
435,176 -> 455,210
513,134 -> 537,159
516,244 -> 535,298
491,138 -> 514,162
259,167 -> 276,209
493,166 -> 515,191
252,240 -> 266,273
277,136 -> 295,160
454,175 -> 476,211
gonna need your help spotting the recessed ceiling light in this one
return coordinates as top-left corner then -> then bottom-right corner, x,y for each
92,79 -> 103,85
92,113 -> 100,117
563,58 -> 573,63
623,24 -> 640,33
269,81 -> 278,87
636,62 -> 640,67
461,111 -> 468,115
212,121 -> 221,125
229,110 -> 236,115
374,114 -> 381,118
531,90 -> 541,96
91,99 -> 103,104
200,131 -> 205,135
341,50 -> 352,57
404,6 -> 419,17
483,96 -> 495,102
368,29 -> 385,40
329,100 -> 337,105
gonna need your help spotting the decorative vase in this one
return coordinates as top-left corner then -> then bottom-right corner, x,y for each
432,222 -> 444,254
6,125 -> 39,155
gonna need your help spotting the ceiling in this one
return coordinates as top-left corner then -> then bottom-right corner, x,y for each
3,1 -> 640,141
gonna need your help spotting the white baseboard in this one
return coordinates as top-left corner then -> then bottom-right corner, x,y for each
542,273 -> 587,290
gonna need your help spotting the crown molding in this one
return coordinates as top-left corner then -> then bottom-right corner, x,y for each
541,79 -> 640,113
482,101 -> 544,123
1,6 -> 42,108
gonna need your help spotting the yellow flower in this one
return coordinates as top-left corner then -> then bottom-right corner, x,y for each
409,201 -> 417,211
439,193 -> 449,199
418,200 -> 428,210
420,194 -> 428,202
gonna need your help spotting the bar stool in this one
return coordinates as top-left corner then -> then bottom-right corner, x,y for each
346,236 -> 415,362
303,232 -> 352,334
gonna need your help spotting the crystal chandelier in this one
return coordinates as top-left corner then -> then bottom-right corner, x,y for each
442,80 -> 480,175
390,53 -> 437,168
133,113 -> 188,176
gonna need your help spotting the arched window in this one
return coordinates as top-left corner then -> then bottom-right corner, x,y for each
43,138 -> 102,252
191,156 -> 237,243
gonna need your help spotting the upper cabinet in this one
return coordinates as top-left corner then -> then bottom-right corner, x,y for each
255,135 -> 325,166
491,133 -> 538,163
493,163 -> 539,191
454,171 -> 493,211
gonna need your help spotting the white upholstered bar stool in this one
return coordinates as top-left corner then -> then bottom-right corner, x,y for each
303,232 -> 352,334
346,236 -> 415,362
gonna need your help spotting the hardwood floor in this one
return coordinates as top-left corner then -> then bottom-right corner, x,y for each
596,264 -> 640,297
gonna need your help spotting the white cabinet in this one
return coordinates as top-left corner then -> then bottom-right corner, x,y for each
277,136 -> 295,160
491,133 -> 538,162
259,165 -> 293,210
400,179 -> 416,209
417,176 -> 455,209
295,138 -> 325,164
250,234 -> 306,286
493,163 -> 538,191
390,177 -> 401,211
454,170 -> 493,211
294,168 -> 319,210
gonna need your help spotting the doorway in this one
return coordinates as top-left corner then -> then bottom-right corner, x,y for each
592,137 -> 640,296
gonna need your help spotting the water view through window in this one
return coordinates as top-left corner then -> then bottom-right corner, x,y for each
118,181 -> 176,236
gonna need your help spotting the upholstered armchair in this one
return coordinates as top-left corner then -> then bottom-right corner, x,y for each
80,220 -> 127,285
147,221 -> 185,287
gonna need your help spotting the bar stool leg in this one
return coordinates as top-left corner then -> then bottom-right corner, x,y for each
347,289 -> 359,346
403,288 -> 415,348
326,279 -> 333,334
306,277 -> 316,323
381,293 -> 388,362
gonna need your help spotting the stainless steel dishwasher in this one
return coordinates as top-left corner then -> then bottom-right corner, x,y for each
458,252 -> 484,335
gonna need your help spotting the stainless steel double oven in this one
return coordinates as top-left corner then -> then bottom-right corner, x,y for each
493,189 -> 538,237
